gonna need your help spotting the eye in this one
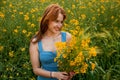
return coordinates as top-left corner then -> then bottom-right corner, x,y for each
61,21 -> 63,24
55,20 -> 59,23
55,20 -> 63,24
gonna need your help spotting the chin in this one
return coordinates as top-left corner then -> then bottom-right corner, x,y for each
53,30 -> 60,34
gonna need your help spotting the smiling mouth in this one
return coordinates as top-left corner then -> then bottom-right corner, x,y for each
55,27 -> 61,31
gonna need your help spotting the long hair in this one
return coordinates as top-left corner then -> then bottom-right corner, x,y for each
31,4 -> 66,43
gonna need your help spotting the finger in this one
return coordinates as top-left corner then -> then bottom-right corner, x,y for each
62,72 -> 68,75
62,75 -> 69,80
69,72 -> 75,79
70,72 -> 75,76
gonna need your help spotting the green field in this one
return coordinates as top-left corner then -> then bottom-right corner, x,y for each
0,0 -> 120,80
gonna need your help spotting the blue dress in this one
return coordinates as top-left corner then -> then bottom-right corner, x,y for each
37,32 -> 66,80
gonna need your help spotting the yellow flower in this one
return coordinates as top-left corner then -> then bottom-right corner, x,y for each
80,62 -> 88,73
97,9 -> 100,12
86,38 -> 90,43
31,23 -> 35,28
81,40 -> 88,48
0,12 -> 5,18
24,14 -> 29,20
14,29 -> 18,33
79,6 -> 86,9
67,9 -> 71,13
11,14 -> 15,18
29,77 -> 36,80
9,51 -> 14,57
101,5 -> 105,11
74,52 -> 84,64
80,67 -> 87,73
0,46 -> 4,51
81,38 -> 90,48
111,16 -> 114,19
88,2 -> 92,7
20,47 -> 26,51
76,0 -> 78,2
91,63 -> 96,70
17,26 -> 21,28
30,8 -> 36,13
6,68 -> 9,71
101,11 -> 104,14
54,58 -> 57,62
26,32 -> 32,37
54,27 -> 97,73
74,69 -> 79,74
70,61 -> 76,66
19,12 -> 23,15
78,52 -> 83,56
72,30 -> 78,35
100,0 -> 104,2
32,14 -> 35,18
16,73 -> 19,76
70,19 -> 79,25
2,75 -> 7,78
78,29 -> 84,36
92,0 -> 96,2
37,17 -> 42,22
92,17 -> 96,21
9,76 -> 13,79
27,22 -> 31,25
23,63 -> 28,68
3,1 -> 6,4
3,29 -> 7,32
9,3 -> 13,8
89,47 -> 97,57
55,42 -> 66,50
22,29 -> 27,34
81,14 -> 86,20
13,9 -> 17,13
62,54 -> 67,58
68,36 -> 76,47
40,0 -> 45,2
56,52 -> 61,58
72,4 -> 75,9
100,0 -> 108,2
76,26 -> 80,30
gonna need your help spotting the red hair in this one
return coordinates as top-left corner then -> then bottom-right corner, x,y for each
31,4 -> 66,43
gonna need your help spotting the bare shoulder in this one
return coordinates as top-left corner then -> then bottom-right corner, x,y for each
29,38 -> 38,51
66,32 -> 72,42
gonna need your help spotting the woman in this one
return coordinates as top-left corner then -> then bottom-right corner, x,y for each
29,4 -> 74,80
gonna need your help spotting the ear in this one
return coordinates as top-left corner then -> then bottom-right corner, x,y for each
32,38 -> 37,43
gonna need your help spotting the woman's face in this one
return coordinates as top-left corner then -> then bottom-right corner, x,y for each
47,13 -> 64,34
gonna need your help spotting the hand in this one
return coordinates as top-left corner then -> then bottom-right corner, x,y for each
68,71 -> 75,80
52,72 -> 69,80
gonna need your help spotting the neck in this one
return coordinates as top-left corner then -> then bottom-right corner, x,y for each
43,31 -> 61,38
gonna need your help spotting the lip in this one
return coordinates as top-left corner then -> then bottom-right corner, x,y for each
54,27 -> 60,31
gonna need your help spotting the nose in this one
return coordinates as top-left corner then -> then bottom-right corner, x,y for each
57,22 -> 62,28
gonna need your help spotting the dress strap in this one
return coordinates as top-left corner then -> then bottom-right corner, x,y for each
38,41 -> 43,52
61,32 -> 66,42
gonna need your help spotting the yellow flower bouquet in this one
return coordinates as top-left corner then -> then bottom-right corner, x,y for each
54,28 -> 98,74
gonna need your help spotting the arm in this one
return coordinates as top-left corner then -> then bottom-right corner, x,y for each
29,39 -> 69,79
66,32 -> 72,43
29,40 -> 51,77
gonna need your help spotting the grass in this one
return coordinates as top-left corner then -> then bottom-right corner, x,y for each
0,0 -> 120,80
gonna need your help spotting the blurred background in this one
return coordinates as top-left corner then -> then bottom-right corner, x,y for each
0,0 -> 120,80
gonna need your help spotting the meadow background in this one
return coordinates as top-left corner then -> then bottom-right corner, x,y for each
0,0 -> 120,80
